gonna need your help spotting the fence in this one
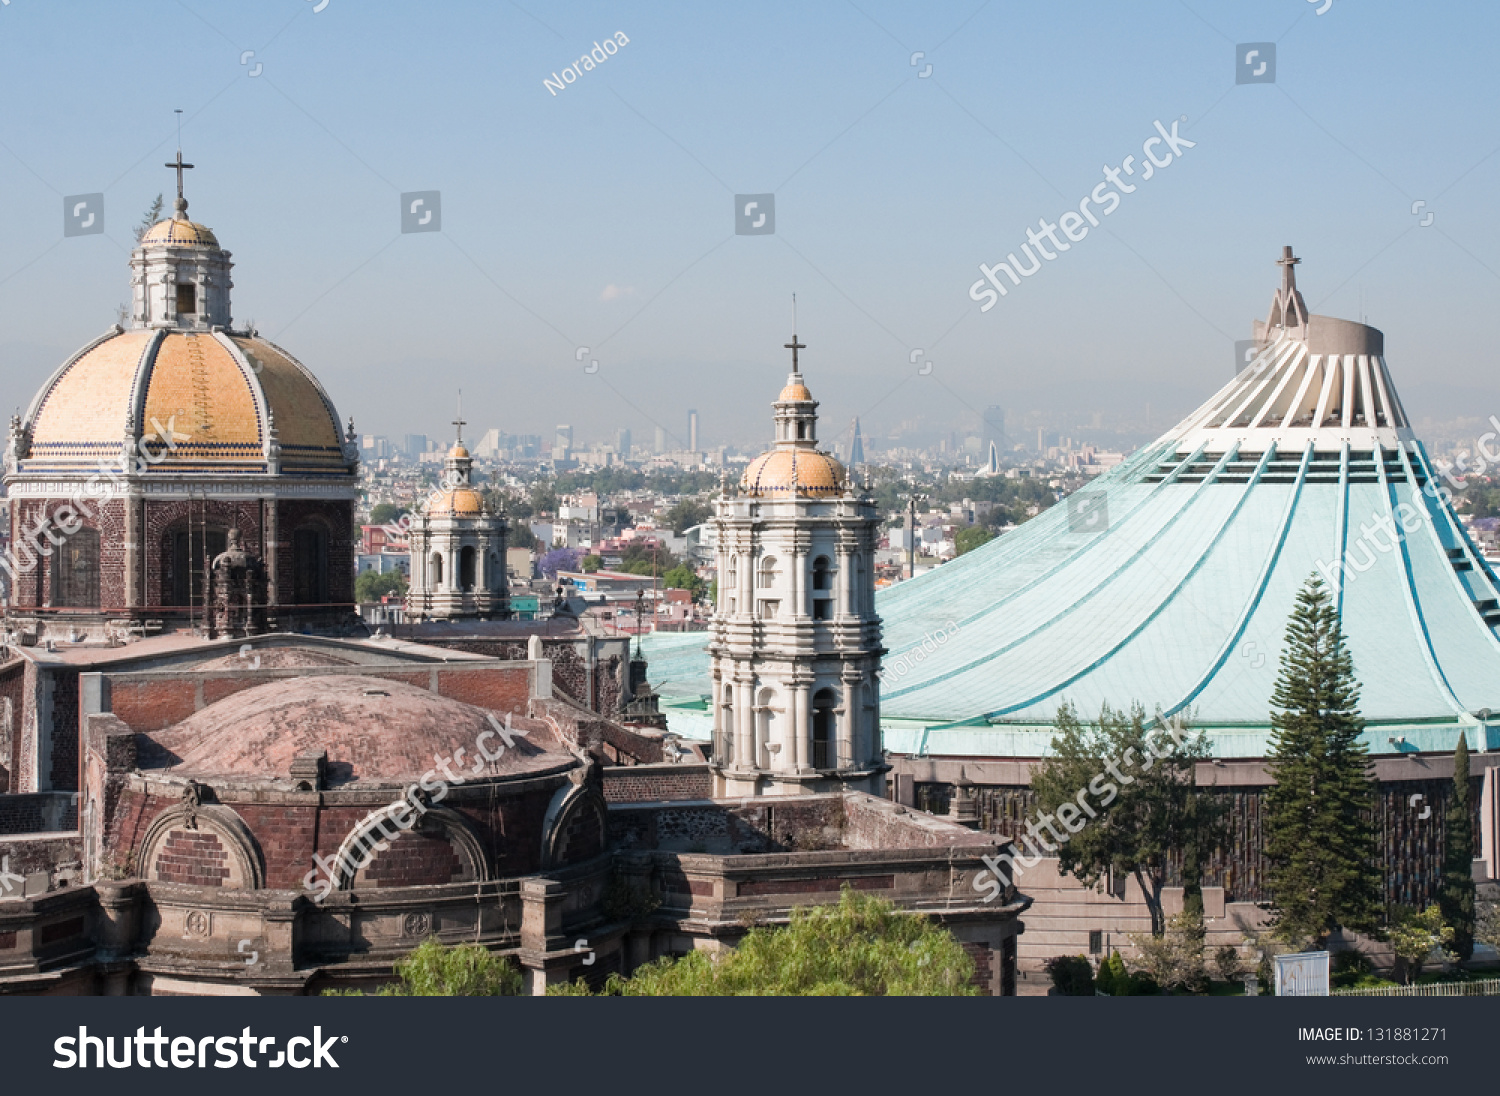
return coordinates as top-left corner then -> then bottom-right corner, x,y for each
1332,977 -> 1500,998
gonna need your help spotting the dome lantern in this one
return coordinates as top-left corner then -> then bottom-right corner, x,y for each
129,148 -> 233,330
739,332 -> 849,498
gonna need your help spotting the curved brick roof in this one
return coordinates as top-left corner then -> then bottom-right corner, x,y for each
147,675 -> 572,785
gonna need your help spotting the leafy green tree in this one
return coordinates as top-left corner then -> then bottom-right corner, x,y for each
1440,734 -> 1477,961
1128,908 -> 1208,992
662,564 -> 705,598
355,568 -> 408,603
1387,904 -> 1454,985
1043,954 -> 1095,996
325,938 -> 522,996
1213,944 -> 1241,983
620,540 -> 678,573
954,525 -> 995,556
1263,575 -> 1382,946
580,554 -> 602,573
664,498 -> 713,534
1031,702 -> 1216,936
1478,901 -> 1500,952
368,502 -> 404,526
551,888 -> 976,996
530,481 -> 559,517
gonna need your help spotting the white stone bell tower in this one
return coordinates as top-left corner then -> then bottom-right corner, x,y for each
405,404 -> 509,621
708,332 -> 885,797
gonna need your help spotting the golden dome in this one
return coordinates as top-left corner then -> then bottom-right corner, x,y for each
427,488 -> 484,517
448,443 -> 471,460
139,218 -> 220,248
740,447 -> 847,497
20,329 -> 350,475
778,380 -> 813,402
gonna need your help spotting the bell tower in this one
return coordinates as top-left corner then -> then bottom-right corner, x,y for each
709,332 -> 886,797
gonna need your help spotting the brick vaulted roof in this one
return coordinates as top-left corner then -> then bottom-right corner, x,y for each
144,675 -> 574,785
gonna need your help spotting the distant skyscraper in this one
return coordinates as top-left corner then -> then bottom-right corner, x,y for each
688,409 -> 699,452
847,417 -> 865,466
404,433 -> 428,460
616,427 -> 632,458
982,405 -> 1006,456
474,428 -> 501,459
654,425 -> 666,454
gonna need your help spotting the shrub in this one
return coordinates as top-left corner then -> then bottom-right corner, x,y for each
1045,954 -> 1096,996
324,938 -> 522,996
1213,944 -> 1242,983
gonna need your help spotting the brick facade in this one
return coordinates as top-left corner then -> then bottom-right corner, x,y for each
359,831 -> 463,887
8,494 -> 354,618
603,764 -> 712,803
153,829 -> 231,886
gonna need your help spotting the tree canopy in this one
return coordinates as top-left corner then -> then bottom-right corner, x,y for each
551,889 -> 977,996
324,938 -> 522,996
1030,701 -> 1217,936
355,568 -> 408,603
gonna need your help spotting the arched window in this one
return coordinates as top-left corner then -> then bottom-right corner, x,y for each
292,525 -> 329,605
54,526 -> 100,608
758,555 -> 778,589
430,553 -> 444,587
812,556 -> 832,590
460,545 -> 476,591
169,525 -> 228,607
812,688 -> 837,769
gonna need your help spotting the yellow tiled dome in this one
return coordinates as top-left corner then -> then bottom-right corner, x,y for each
21,329 -> 350,475
778,381 -> 813,402
427,488 -> 484,516
740,447 -> 846,497
448,444 -> 471,460
139,218 -> 220,248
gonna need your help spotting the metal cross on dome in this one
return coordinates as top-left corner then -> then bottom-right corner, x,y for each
784,333 -> 806,373
165,149 -> 194,204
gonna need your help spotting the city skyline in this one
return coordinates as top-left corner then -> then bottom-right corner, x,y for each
1,1 -> 1497,455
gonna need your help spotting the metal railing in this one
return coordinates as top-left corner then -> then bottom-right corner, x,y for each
1332,977 -> 1500,997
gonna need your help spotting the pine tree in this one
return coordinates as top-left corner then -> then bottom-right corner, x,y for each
1263,574 -> 1382,946
1440,734 -> 1476,961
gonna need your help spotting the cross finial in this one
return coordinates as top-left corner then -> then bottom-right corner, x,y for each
784,333 -> 806,373
1277,245 -> 1301,293
452,390 -> 466,443
165,150 -> 194,218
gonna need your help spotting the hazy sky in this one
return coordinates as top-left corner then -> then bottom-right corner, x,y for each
1,0 -> 1497,454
